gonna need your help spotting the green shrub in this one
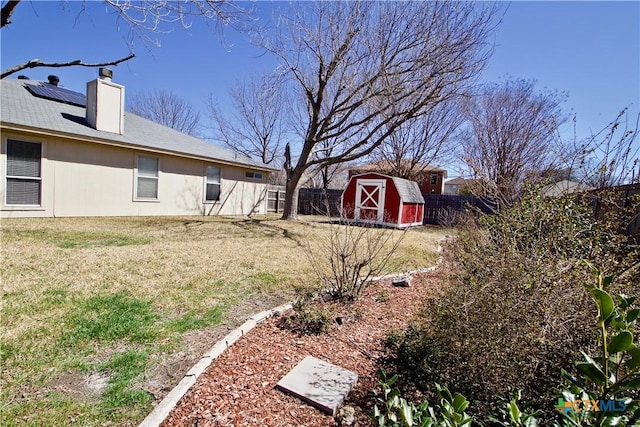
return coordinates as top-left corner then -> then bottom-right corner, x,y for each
387,188 -> 639,420
554,265 -> 640,426
381,270 -> 639,426
371,370 -> 473,427
282,298 -> 334,335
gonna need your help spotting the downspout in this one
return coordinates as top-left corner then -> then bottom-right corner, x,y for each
51,139 -> 56,218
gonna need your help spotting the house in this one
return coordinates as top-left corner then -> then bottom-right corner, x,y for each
341,172 -> 424,228
347,161 -> 447,194
443,176 -> 469,195
1,69 -> 277,218
541,180 -> 594,197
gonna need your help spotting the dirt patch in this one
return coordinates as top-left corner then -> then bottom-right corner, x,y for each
47,371 -> 109,404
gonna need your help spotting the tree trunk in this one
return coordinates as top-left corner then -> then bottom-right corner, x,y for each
281,142 -> 306,220
281,168 -> 303,220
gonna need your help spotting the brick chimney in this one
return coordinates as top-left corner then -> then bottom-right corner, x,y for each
86,68 -> 125,134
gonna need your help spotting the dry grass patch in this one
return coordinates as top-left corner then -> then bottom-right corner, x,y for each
0,215 -> 449,426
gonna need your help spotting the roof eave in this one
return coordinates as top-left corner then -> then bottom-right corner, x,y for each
1,122 -> 279,172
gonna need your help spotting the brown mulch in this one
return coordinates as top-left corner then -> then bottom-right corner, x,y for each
162,270 -> 445,427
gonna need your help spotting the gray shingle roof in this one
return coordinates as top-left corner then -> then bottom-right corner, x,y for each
1,78 -> 276,171
391,176 -> 425,204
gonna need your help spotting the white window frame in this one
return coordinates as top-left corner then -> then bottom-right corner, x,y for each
134,154 -> 159,201
430,172 -> 439,185
4,138 -> 43,207
204,165 -> 221,203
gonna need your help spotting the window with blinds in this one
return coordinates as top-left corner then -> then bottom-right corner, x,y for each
205,165 -> 221,202
136,155 -> 159,199
5,139 -> 42,205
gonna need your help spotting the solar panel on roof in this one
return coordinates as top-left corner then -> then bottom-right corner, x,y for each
25,83 -> 86,107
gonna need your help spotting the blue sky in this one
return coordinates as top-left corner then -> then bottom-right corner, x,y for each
1,1 -> 639,167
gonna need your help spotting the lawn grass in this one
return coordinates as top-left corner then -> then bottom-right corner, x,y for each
0,215 -> 450,426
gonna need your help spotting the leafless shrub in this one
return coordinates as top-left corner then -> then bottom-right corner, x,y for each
559,108 -> 640,189
304,211 -> 406,301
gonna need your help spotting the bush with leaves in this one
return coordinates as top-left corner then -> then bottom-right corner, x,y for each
377,269 -> 638,425
284,297 -> 334,335
490,266 -> 639,425
386,186 -> 638,420
553,265 -> 640,425
371,370 -> 473,427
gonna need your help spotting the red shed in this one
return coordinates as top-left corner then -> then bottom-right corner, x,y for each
341,172 -> 425,228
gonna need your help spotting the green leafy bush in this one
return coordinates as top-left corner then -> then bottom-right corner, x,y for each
378,271 -> 638,425
554,265 -> 640,425
282,297 -> 334,335
371,370 -> 473,427
387,188 -> 638,420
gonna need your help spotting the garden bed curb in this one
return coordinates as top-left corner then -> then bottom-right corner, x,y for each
138,303 -> 293,427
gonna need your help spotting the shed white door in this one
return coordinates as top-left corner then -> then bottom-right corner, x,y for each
355,179 -> 386,222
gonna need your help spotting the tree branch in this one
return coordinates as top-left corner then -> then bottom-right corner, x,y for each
1,53 -> 135,79
1,0 -> 20,28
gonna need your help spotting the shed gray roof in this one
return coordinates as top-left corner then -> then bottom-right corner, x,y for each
1,78 -> 276,171
391,176 -> 425,204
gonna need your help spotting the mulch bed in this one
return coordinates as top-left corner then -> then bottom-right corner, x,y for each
162,270 -> 444,427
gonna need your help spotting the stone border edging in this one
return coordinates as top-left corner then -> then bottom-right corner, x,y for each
138,303 -> 292,427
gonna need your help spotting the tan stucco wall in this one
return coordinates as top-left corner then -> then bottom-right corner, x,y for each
1,131 -> 268,218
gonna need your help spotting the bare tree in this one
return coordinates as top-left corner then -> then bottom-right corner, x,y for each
371,99 -> 463,181
1,0 -> 253,78
128,89 -> 201,136
258,1 -> 499,220
206,73 -> 286,165
459,78 -> 567,203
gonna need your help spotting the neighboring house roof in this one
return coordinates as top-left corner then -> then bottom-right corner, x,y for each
349,160 -> 447,175
1,78 -> 276,172
444,176 -> 468,185
542,180 -> 594,197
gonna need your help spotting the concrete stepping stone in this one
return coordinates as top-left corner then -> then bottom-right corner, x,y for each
276,355 -> 358,416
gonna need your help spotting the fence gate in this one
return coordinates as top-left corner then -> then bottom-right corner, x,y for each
267,185 -> 343,216
267,186 -> 285,213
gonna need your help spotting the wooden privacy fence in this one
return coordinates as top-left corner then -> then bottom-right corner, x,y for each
588,183 -> 640,239
298,188 -> 343,216
268,186 -> 496,223
422,194 -> 496,225
420,185 -> 639,233
267,186 -> 343,216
